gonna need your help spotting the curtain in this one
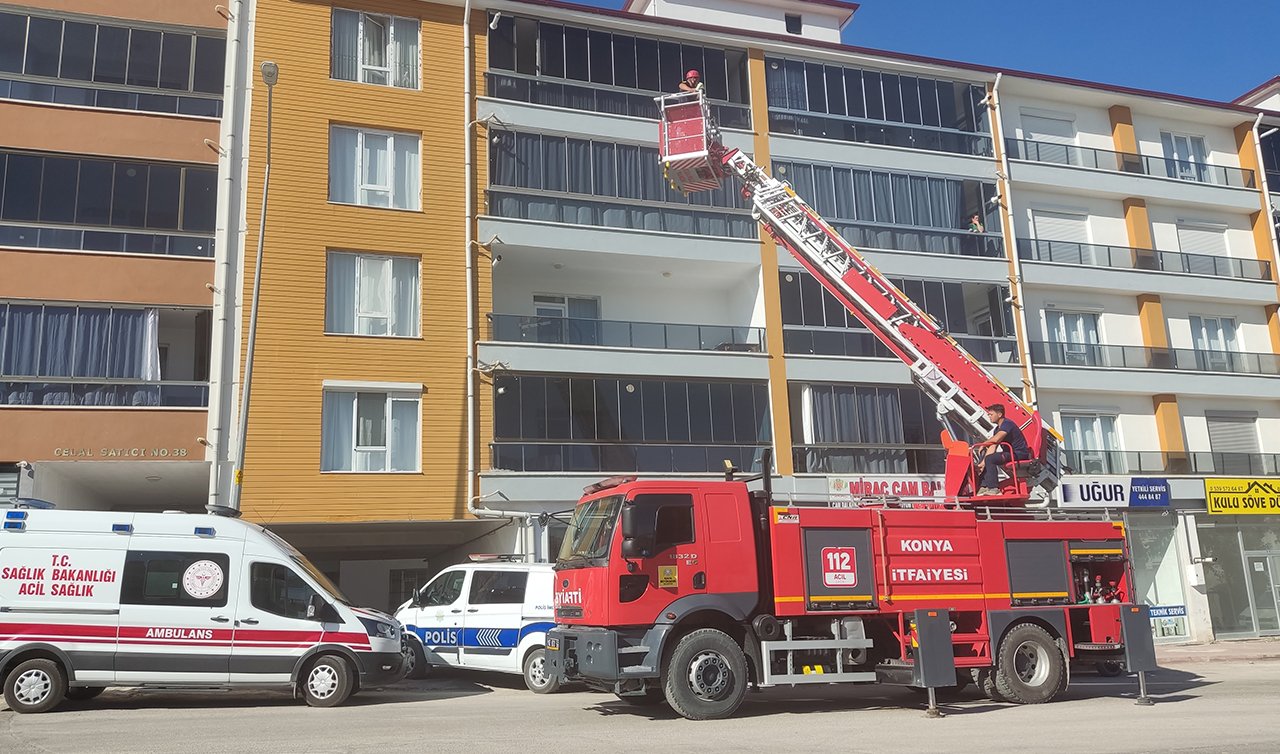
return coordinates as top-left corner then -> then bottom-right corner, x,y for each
331,10 -> 359,81
325,252 -> 357,334
75,308 -> 111,377
543,137 -> 567,192
832,167 -> 854,220
515,133 -> 542,189
390,398 -> 419,471
392,133 -> 419,210
107,308 -> 159,379
392,17 -> 419,88
852,170 -> 874,221
357,256 -> 390,335
871,172 -> 893,223
329,127 -> 357,204
391,256 -> 419,337
362,15 -> 388,85
783,59 -> 806,110
891,175 -> 913,227
928,177 -> 961,229
321,391 -> 354,471
566,139 -> 592,194
591,142 -> 616,197
764,57 -> 788,107
361,132 -> 390,207
39,306 -> 75,377
4,306 -> 40,376
616,145 -> 642,200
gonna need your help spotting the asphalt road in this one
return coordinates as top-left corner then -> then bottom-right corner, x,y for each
2,661 -> 1273,753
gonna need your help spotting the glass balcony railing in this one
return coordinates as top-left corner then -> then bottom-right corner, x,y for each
485,71 -> 752,130
0,77 -> 222,118
1005,138 -> 1256,189
1018,238 -> 1272,281
487,188 -> 757,240
793,444 -> 946,475
1030,341 -> 1280,375
1065,449 -> 1280,476
784,328 -> 1017,364
487,313 -> 765,352
1267,170 -> 1280,193
769,109 -> 994,158
828,218 -> 1004,258
491,442 -> 768,474
0,223 -> 214,258
0,381 -> 209,407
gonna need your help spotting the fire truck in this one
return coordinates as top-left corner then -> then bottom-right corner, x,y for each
542,91 -> 1157,720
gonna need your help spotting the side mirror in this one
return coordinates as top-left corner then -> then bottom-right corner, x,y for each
308,594 -> 342,623
620,503 -> 655,559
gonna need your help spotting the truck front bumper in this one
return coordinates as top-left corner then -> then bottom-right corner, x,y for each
546,625 -> 667,688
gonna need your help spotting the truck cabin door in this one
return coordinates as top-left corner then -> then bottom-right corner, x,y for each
619,492 -> 707,617
459,569 -> 529,672
406,568 -> 468,667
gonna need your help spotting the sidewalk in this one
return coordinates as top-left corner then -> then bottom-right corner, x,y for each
1156,636 -> 1280,664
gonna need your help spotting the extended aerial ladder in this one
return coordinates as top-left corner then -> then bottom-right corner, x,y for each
656,90 -> 1063,503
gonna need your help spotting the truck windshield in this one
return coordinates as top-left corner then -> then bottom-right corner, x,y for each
557,495 -> 623,564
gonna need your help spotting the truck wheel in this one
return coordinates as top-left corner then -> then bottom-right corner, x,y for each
65,686 -> 105,701
994,624 -> 1065,704
523,647 -> 561,694
1095,660 -> 1125,677
3,658 -> 67,714
403,638 -> 429,680
975,668 -> 1007,702
662,629 -> 749,720
301,655 -> 354,708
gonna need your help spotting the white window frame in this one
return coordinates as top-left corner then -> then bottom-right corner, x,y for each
1190,314 -> 1239,372
1059,411 -> 1124,474
325,251 -> 420,338
1043,308 -> 1102,366
1161,130 -> 1210,181
330,125 -> 421,210
321,382 -> 422,474
333,9 -> 421,90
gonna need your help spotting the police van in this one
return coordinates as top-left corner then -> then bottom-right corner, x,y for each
395,559 -> 557,693
0,509 -> 405,713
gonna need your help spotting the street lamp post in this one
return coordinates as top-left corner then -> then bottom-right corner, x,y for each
229,61 -> 278,513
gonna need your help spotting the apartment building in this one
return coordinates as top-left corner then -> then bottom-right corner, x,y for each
218,0 -> 1280,630
0,2 -> 223,512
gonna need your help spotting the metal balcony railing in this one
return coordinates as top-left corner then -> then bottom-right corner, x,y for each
784,328 -> 1018,364
1065,449 -> 1280,476
1030,341 -> 1280,375
488,313 -> 765,352
490,442 -> 768,474
0,380 -> 209,407
1005,138 -> 1256,189
1018,238 -> 1272,281
827,219 -> 1005,258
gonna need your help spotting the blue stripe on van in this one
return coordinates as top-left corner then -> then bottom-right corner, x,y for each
405,622 -> 555,649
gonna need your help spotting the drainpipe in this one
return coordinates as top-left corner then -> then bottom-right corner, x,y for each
468,492 -> 536,558
989,72 -> 1040,407
1250,113 -> 1280,271
463,0 -> 478,526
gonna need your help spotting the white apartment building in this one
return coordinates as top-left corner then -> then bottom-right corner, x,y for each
467,0 -> 1280,643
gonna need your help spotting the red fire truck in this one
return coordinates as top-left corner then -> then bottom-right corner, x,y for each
543,92 -> 1157,720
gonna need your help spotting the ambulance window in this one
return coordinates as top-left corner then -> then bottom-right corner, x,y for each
420,569 -> 465,607
652,494 -> 695,551
250,563 -> 317,620
469,570 -> 528,605
121,551 -> 230,608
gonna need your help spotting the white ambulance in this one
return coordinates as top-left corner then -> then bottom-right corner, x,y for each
395,559 -> 558,693
0,508 -> 405,713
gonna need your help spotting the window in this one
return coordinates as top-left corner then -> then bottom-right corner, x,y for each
1190,315 -> 1238,371
331,9 -> 419,89
325,252 -> 420,337
784,14 -> 802,35
1044,310 -> 1100,365
329,126 -> 420,210
532,293 -> 599,345
122,551 -> 230,607
1061,413 -> 1122,474
1175,222 -> 1228,275
1161,131 -> 1208,182
634,493 -> 696,552
419,569 -> 465,606
321,388 -> 421,472
468,570 -> 528,604
250,562 -> 319,620
1206,413 -> 1260,475
389,567 -> 435,608
789,382 -> 943,474
1021,112 -> 1075,164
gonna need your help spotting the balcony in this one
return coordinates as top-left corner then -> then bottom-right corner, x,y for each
1065,449 -> 1280,477
488,313 -> 765,352
1018,238 -> 1271,282
1030,341 -> 1280,375
491,442 -> 767,474
1004,138 -> 1256,189
784,328 -> 1017,364
487,188 -> 756,240
485,71 -> 752,130
0,381 -> 207,407
829,219 -> 1004,259
793,444 -> 945,475
0,222 -> 214,258
0,77 -> 222,118
1268,170 -> 1280,193
769,109 -> 993,158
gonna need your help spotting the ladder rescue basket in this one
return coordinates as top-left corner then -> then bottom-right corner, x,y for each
655,90 -> 724,194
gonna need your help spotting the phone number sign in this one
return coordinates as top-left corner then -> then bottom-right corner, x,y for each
820,547 -> 858,588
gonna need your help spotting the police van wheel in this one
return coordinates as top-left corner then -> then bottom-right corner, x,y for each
403,639 -> 429,680
662,629 -> 749,720
3,658 -> 67,714
301,655 -> 354,708
65,686 -> 105,701
994,624 -> 1065,704
523,648 -> 561,694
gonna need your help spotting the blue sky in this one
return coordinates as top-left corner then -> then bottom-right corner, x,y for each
569,0 -> 1279,103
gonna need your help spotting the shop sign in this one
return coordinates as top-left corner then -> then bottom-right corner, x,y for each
1147,605 -> 1186,619
1204,478 -> 1280,515
828,475 -> 944,504
1059,477 -> 1170,508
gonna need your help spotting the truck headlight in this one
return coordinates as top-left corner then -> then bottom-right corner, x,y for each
359,617 -> 399,639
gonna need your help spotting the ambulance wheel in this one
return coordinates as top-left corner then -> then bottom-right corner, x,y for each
3,658 -> 66,714
301,655 -> 354,708
994,624 -> 1065,704
1095,660 -> 1126,677
65,686 -> 105,701
662,629 -> 749,720
523,647 -> 561,694
403,638 -> 429,680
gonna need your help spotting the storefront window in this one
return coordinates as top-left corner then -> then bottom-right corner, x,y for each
1128,514 -> 1188,640
1197,525 -> 1254,635
1240,521 -> 1280,552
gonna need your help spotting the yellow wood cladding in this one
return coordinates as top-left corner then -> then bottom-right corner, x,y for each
239,0 -> 484,523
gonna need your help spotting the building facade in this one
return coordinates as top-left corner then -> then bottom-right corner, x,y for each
212,0 -> 1280,630
0,1 -> 224,511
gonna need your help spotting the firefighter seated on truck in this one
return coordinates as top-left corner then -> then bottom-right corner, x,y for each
678,69 -> 703,92
974,403 -> 1030,495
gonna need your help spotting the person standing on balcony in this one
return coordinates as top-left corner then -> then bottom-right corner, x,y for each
968,213 -> 985,233
974,404 -> 1030,495
679,69 -> 703,92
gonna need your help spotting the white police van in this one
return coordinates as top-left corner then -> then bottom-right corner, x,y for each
395,558 -> 557,692
0,508 -> 405,713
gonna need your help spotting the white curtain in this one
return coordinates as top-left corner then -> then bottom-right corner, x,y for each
391,256 -> 419,337
392,133 -> 419,210
39,306 -> 75,377
325,252 -> 357,333
357,255 -> 390,335
390,398 -> 419,471
362,15 -> 389,85
361,132 -> 391,206
331,9 -> 360,81
76,308 -> 111,377
392,17 -> 419,89
4,305 -> 39,376
329,126 -> 357,203
321,391 -> 355,471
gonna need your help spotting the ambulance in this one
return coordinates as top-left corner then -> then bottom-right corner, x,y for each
0,508 -> 405,713
395,558 -> 557,693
